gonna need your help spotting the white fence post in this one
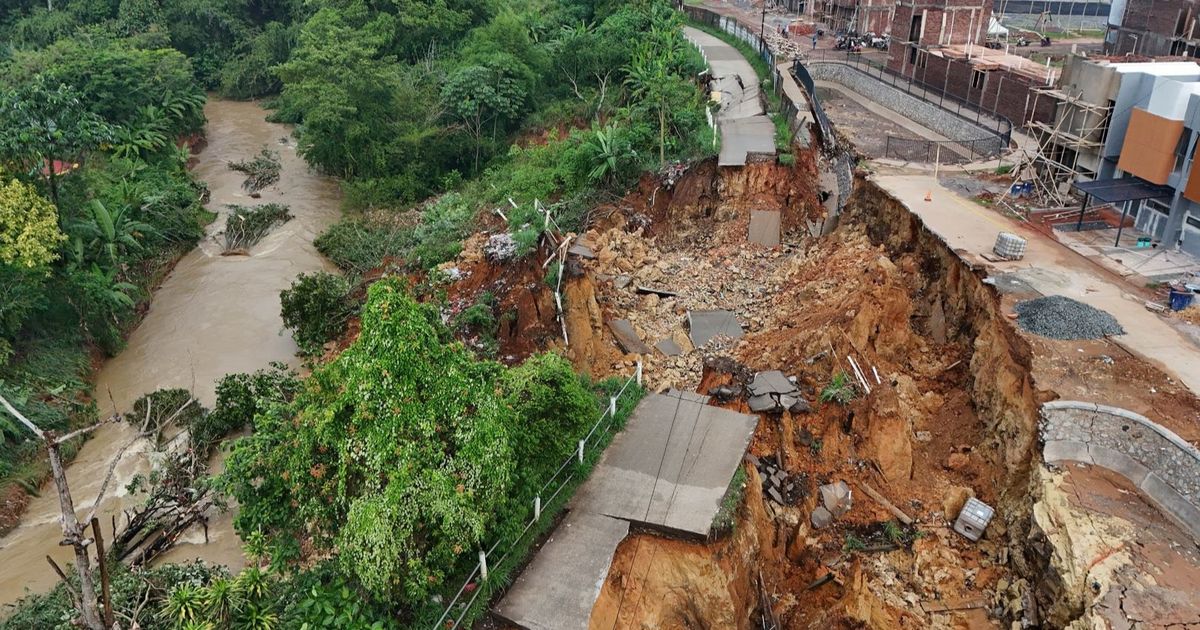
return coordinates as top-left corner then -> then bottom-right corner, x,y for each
479,550 -> 489,582
534,495 -> 542,522
578,439 -> 585,464
609,396 -> 617,418
636,360 -> 643,387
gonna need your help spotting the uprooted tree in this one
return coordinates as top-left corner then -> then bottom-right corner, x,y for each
0,391 -> 196,630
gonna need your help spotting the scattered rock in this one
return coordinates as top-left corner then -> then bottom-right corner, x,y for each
946,452 -> 971,471
819,481 -> 852,517
811,506 -> 833,529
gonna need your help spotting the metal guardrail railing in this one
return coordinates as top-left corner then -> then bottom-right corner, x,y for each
882,135 -> 1000,163
803,49 -> 1014,146
430,362 -> 643,629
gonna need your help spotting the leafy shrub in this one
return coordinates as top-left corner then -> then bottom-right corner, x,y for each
223,203 -> 292,251
219,22 -> 295,99
224,280 -> 516,602
227,148 -> 281,193
314,217 -> 415,274
410,193 -> 476,268
280,272 -> 355,355
206,363 -> 301,441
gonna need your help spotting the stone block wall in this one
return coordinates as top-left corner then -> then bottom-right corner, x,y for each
806,61 -> 1005,154
1041,401 -> 1200,540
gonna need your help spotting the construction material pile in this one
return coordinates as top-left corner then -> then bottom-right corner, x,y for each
1014,295 -> 1124,340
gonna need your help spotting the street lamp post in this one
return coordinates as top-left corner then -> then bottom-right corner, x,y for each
760,0 -> 768,44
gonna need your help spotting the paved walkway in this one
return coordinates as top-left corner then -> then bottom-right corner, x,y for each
683,26 -> 776,166
494,391 -> 758,630
872,171 -> 1200,396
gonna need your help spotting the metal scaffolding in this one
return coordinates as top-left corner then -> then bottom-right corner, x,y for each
1019,86 -> 1114,205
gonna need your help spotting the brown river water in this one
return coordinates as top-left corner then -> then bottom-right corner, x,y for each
0,100 -> 340,609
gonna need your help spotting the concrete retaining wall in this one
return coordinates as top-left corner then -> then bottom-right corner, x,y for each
1041,401 -> 1200,540
806,62 -> 1005,156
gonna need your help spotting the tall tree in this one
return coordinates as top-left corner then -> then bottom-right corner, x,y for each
0,77 -> 113,204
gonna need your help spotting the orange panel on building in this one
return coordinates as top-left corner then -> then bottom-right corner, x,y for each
1117,108 -> 1184,185
1185,141 -> 1200,203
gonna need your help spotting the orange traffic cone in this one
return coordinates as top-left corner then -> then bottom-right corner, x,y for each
924,190 -> 932,202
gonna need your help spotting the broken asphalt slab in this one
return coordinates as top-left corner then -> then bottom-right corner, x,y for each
687,309 -> 743,347
494,512 -> 630,630
607,318 -> 652,354
570,391 -> 758,537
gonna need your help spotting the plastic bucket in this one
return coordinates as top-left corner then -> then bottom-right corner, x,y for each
1169,289 -> 1195,311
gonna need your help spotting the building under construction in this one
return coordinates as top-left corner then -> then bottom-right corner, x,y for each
1025,56 -> 1200,254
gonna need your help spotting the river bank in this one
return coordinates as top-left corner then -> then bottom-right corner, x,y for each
0,99 -> 341,610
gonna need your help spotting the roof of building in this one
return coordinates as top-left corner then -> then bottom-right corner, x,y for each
1074,177 -> 1175,202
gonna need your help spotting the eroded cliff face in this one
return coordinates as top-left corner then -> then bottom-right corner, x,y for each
444,147 -> 1196,629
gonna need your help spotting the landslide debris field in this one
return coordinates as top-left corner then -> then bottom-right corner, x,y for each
442,155 -> 1200,628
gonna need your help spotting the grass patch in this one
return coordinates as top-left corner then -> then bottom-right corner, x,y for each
994,163 -> 1014,175
713,464 -> 748,535
819,371 -> 857,405
422,378 -> 645,628
843,534 -> 866,552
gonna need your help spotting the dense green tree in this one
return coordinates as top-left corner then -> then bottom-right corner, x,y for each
6,37 -> 206,135
0,77 -> 114,203
225,279 -> 516,602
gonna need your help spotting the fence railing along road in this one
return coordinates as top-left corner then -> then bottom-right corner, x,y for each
430,362 -> 643,629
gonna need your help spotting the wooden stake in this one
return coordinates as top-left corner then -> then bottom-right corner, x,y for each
858,482 -> 914,525
91,518 -> 114,630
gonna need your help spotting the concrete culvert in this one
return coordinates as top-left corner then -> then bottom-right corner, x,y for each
1014,296 -> 1125,340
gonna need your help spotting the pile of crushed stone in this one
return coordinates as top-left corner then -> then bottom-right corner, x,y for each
1014,295 -> 1125,340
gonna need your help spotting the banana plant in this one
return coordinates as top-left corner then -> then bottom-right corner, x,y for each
70,199 -> 158,267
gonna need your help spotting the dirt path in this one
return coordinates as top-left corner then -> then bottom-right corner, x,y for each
0,100 -> 340,609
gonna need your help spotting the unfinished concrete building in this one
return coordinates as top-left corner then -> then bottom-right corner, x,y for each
1030,57 -> 1200,254
1106,0 -> 1200,57
816,0 -> 895,34
887,0 -> 1059,125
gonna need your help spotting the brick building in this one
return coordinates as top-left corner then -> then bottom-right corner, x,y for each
1106,0 -> 1200,57
886,0 -> 1059,126
816,0 -> 895,34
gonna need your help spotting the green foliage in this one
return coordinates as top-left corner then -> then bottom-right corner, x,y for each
819,371 -> 857,405
0,176 -> 65,269
223,203 -> 292,251
225,279 -> 515,601
314,217 -> 413,274
411,193 -> 476,268
69,199 -> 158,267
227,148 -> 281,193
206,364 -> 300,444
219,22 -> 295,99
0,76 -> 115,202
280,272 -> 355,355
0,560 -> 226,630
843,534 -> 867,552
713,464 -> 747,535
454,291 -> 498,357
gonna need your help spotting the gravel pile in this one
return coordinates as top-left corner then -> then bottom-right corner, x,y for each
1014,295 -> 1125,340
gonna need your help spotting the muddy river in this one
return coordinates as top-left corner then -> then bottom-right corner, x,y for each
0,100 -> 340,608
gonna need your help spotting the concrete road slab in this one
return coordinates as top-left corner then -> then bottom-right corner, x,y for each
749,210 -> 781,246
494,512 -> 629,630
570,392 -> 758,536
687,309 -> 744,347
607,319 -> 652,354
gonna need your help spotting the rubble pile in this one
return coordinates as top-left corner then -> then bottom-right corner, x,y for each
579,226 -> 793,389
748,453 -> 808,506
